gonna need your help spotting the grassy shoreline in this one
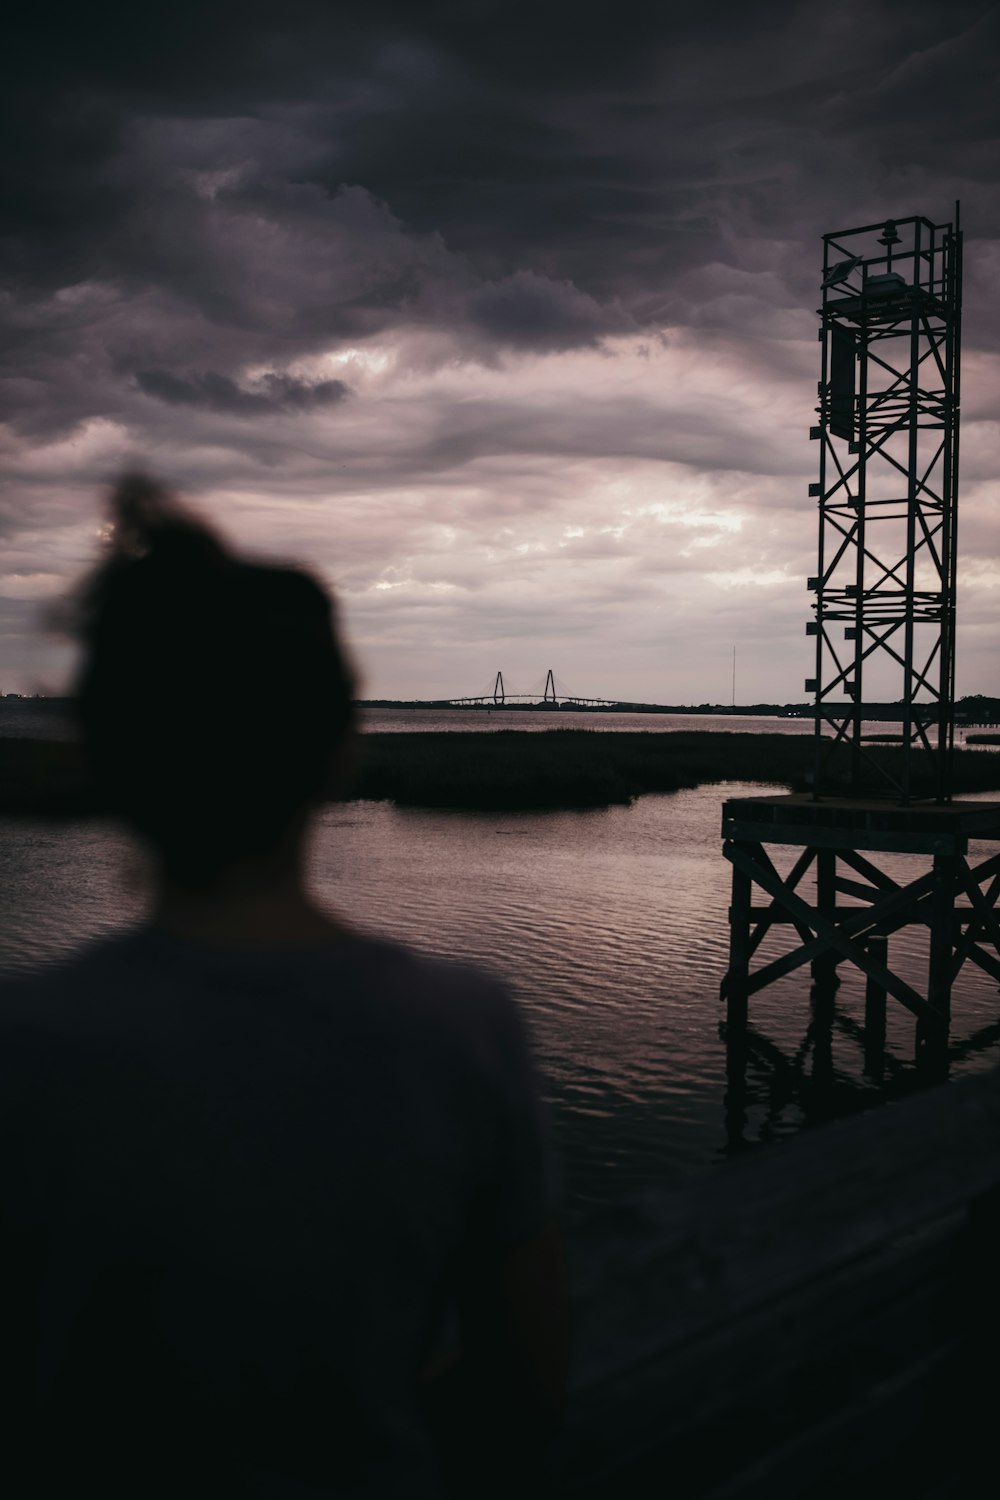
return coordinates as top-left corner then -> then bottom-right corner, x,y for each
3,729 -> 1000,816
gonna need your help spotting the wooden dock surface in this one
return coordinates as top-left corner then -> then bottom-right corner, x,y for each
563,1067 -> 1000,1496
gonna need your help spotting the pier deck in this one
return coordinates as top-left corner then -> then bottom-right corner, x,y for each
720,795 -> 1000,1051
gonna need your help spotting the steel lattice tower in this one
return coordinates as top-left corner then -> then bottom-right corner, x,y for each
808,209 -> 963,802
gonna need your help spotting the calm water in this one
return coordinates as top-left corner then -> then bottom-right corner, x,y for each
3,699 -> 965,741
4,775 -> 1000,1223
360,707 -> 819,734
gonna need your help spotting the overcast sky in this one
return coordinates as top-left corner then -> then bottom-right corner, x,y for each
2,0 -> 998,703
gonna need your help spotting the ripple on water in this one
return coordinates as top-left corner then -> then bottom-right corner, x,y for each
4,785 -> 1000,1220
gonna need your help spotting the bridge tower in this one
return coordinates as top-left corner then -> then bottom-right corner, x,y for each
493,671 -> 505,705
808,210 -> 963,802
543,668 -> 557,703
721,210 -> 1000,1072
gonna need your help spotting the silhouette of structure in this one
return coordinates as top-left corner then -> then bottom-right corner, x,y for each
808,211 -> 963,802
448,670 -> 617,707
722,209 -> 1000,1065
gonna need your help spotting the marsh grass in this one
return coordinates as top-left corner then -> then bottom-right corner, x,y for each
3,730 -> 999,815
348,731 -> 1000,811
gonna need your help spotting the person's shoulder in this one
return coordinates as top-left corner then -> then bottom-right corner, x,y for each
345,933 -> 508,1010
354,934 -> 501,993
0,929 -> 148,1030
344,935 -> 524,1056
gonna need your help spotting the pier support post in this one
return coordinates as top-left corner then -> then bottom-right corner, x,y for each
864,935 -> 888,1079
917,853 -> 957,1070
809,976 -> 835,1098
811,849 -> 839,995
927,854 -> 956,1021
720,793 -> 1000,1074
724,849 -> 751,1032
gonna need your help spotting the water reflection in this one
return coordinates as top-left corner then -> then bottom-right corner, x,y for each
3,783 -> 1000,1222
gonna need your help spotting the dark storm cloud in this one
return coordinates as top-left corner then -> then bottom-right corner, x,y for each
3,1 -> 994,450
466,272 -> 626,350
2,0 -> 998,697
134,369 -> 350,415
6,1 -> 995,320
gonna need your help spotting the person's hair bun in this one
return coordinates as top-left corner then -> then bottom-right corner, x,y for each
108,470 -> 227,570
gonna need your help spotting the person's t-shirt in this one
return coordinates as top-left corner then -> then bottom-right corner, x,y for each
0,928 -> 554,1497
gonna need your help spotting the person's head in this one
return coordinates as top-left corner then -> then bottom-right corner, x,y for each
74,472 -> 356,888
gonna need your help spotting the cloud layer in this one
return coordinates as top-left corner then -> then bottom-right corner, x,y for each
1,0 -> 998,699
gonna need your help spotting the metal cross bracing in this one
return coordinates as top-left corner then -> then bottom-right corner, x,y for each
719,209 -> 988,1065
720,792 -> 1000,1070
809,209 -> 963,803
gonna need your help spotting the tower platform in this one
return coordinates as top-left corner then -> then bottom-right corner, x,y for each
723,792 -> 1000,854
721,794 -> 1000,1055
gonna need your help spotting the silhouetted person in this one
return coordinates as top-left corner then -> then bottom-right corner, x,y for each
0,475 -> 566,1497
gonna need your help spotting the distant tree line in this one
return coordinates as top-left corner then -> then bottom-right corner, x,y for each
957,695 -> 1000,725
360,697 -> 1000,723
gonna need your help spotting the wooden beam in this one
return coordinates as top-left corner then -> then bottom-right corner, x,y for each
747,907 -> 986,926
724,841 -> 936,1020
723,822 -> 967,855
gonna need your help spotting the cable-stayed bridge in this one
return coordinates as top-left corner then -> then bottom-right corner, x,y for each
447,669 -> 620,707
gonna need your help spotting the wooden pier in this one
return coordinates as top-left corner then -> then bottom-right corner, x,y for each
559,1064 -> 1000,1497
721,794 -> 1000,1059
